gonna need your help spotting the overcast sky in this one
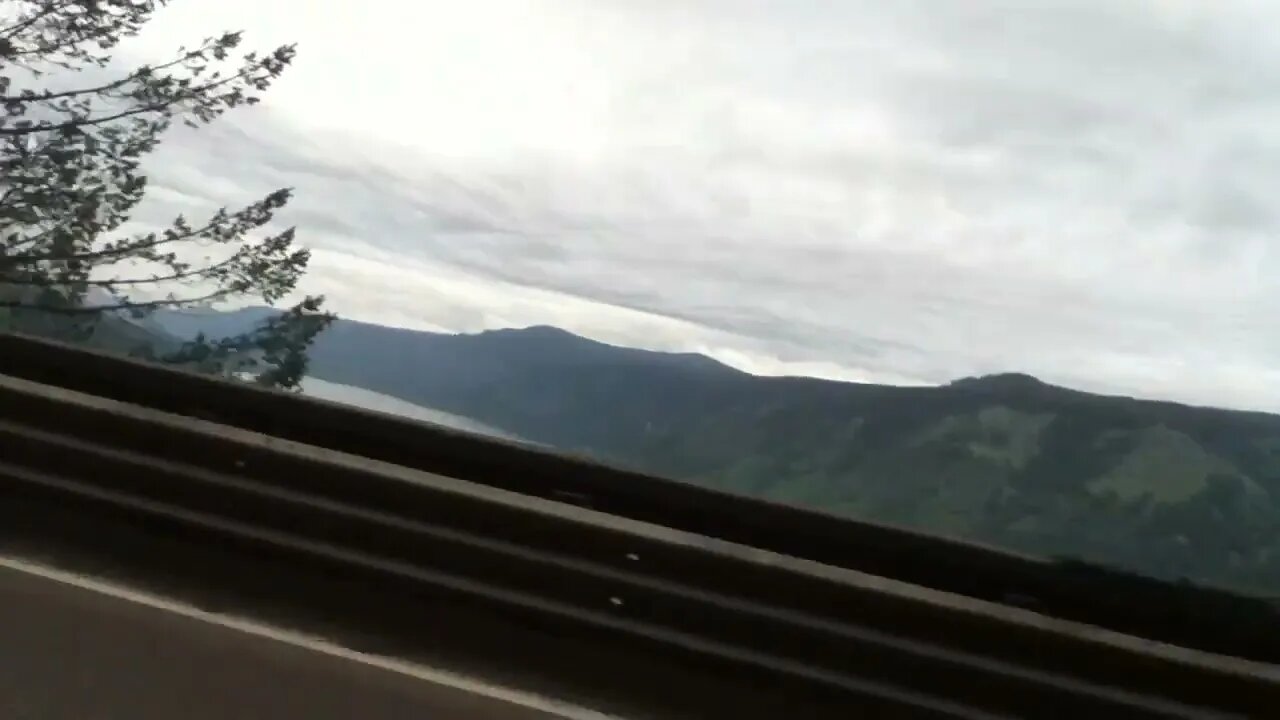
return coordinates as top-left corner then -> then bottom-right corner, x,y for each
112,1 -> 1280,411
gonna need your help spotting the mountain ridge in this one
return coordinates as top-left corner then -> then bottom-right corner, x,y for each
149,307 -> 1280,595
157,306 -> 1242,409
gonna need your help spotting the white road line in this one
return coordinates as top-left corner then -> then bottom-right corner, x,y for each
0,554 -> 622,720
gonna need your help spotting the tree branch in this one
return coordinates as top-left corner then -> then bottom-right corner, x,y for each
2,213 -> 224,266
0,287 -> 234,314
2,248 -> 246,287
0,1 -> 74,41
0,59 -> 263,137
0,47 -> 202,104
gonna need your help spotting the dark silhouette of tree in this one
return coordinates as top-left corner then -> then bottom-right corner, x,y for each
0,0 -> 332,389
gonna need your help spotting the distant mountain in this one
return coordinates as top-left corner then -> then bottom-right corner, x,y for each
155,308 -> 745,453
0,300 -> 182,358
151,308 -> 1280,595
0,303 -> 518,442
149,306 -> 281,343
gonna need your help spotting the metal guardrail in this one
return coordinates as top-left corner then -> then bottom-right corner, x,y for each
1,331 -> 1279,666
1,368 -> 1278,716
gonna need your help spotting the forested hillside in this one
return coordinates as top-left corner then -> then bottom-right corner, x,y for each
155,309 -> 1280,596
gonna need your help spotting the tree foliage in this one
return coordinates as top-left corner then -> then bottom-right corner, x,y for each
0,0 -> 333,389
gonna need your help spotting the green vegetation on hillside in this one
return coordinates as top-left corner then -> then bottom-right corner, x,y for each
154,312 -> 1280,597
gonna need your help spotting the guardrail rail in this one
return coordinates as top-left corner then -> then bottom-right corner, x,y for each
1,332 -> 1278,718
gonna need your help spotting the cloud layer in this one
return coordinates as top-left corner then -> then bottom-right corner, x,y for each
108,0 -> 1280,411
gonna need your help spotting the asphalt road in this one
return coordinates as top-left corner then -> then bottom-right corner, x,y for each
0,558 -> 601,720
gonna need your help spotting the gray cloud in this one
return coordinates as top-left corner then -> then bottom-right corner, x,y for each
102,0 -> 1280,410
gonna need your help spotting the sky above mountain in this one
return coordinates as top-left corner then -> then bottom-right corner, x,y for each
106,1 -> 1280,411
